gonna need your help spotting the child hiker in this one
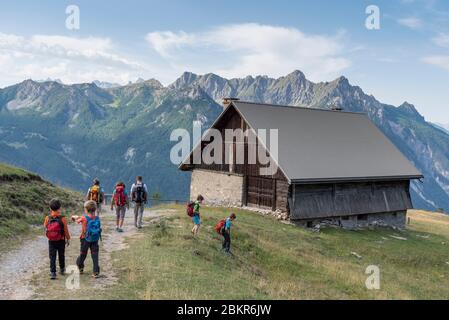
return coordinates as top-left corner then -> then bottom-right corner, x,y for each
215,213 -> 237,254
191,195 -> 204,236
85,179 -> 105,216
72,201 -> 102,278
111,182 -> 129,232
44,199 -> 71,280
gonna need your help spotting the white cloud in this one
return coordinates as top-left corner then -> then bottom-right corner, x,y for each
397,17 -> 423,29
0,33 -> 151,87
0,25 -> 352,88
146,23 -> 350,82
432,33 -> 449,47
423,55 -> 449,71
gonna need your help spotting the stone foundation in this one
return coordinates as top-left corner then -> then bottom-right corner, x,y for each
190,169 -> 244,207
293,211 -> 407,230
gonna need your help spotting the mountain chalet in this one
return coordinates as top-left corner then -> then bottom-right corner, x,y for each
180,99 -> 423,228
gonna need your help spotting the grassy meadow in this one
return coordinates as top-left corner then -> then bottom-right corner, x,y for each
36,205 -> 449,300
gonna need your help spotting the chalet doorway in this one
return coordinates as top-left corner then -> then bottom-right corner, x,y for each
246,176 -> 276,210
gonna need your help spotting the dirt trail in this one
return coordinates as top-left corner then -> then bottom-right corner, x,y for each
0,208 -> 167,300
0,232 -> 48,300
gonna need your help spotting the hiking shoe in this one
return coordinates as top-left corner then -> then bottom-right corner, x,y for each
50,272 -> 57,280
78,266 -> 84,274
118,228 -> 124,233
137,225 -> 142,229
60,269 -> 66,275
116,227 -> 120,232
92,273 -> 100,279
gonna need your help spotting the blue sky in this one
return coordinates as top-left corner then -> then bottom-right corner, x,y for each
0,0 -> 448,123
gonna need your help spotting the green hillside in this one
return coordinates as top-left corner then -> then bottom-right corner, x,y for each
0,163 -> 82,239
37,205 -> 449,300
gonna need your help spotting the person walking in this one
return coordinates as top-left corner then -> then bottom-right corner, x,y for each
44,199 -> 71,279
85,178 -> 105,216
130,176 -> 148,229
221,213 -> 236,254
111,182 -> 130,232
191,195 -> 204,236
72,201 -> 102,278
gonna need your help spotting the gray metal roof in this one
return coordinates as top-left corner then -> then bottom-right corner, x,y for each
232,101 -> 423,182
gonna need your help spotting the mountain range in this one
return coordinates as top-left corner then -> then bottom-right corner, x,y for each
0,70 -> 448,212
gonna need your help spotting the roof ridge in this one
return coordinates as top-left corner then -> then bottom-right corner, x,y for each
233,100 -> 367,116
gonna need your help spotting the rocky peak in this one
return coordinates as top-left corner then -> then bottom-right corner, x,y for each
331,76 -> 350,89
170,71 -> 199,89
143,79 -> 164,89
286,70 -> 306,82
398,101 -> 424,121
15,79 -> 60,98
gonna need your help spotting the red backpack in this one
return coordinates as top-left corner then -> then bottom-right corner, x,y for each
114,185 -> 127,207
186,202 -> 195,217
214,219 -> 226,234
46,216 -> 64,241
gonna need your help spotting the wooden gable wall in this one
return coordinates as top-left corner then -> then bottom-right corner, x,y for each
190,105 -> 288,182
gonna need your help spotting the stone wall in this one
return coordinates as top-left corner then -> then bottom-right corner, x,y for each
190,169 -> 244,207
293,211 -> 407,230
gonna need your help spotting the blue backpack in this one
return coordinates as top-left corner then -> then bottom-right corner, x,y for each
85,215 -> 102,242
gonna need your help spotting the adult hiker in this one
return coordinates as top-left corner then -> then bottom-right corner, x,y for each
44,199 -> 71,279
191,195 -> 204,236
130,176 -> 148,229
111,181 -> 130,232
72,201 -> 102,278
215,213 -> 236,254
86,178 -> 105,216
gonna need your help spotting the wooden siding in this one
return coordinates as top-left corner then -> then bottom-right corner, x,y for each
276,179 -> 290,212
246,176 -> 275,209
290,180 -> 412,220
186,105 -> 287,181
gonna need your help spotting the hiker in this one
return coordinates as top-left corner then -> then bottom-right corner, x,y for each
72,201 -> 102,278
215,213 -> 236,254
111,181 -> 129,232
191,195 -> 204,236
130,176 -> 148,229
85,178 -> 105,216
44,199 -> 71,280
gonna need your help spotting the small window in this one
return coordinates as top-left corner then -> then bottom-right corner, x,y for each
357,214 -> 368,221
341,216 -> 349,221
